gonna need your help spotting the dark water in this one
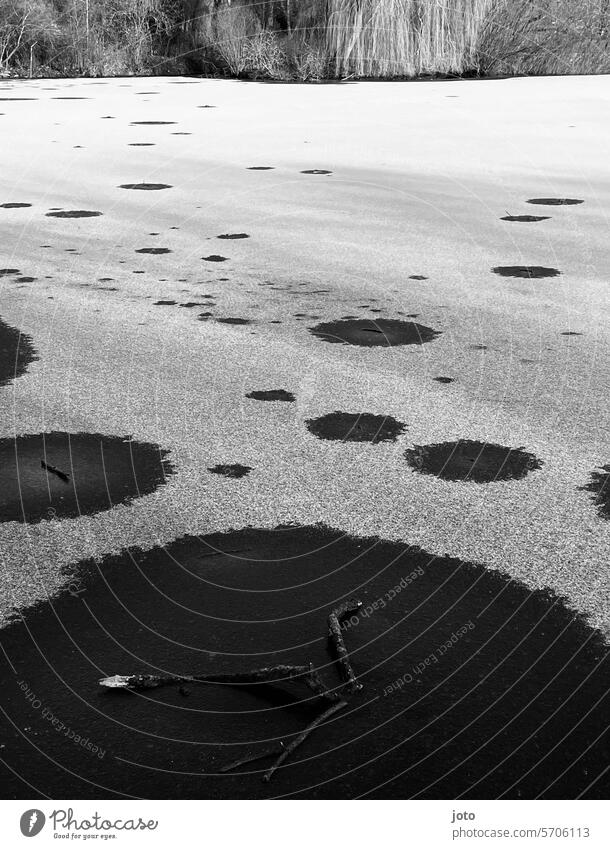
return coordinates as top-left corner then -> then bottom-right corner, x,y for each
0,432 -> 173,523
306,412 -> 406,443
0,525 -> 606,799
405,440 -> 543,483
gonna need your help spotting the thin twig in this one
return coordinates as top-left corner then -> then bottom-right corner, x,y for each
40,459 -> 70,482
263,699 -> 348,783
221,743 -> 284,773
328,599 -> 363,692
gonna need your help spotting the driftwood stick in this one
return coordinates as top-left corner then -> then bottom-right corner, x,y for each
220,743 -> 284,773
263,699 -> 348,783
328,599 -> 363,693
40,459 -> 70,482
99,664 -> 339,701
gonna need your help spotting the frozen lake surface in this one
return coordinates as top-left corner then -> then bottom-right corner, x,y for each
0,75 -> 608,799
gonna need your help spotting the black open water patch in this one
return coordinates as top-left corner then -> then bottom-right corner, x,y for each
0,203 -> 31,209
405,439 -> 543,483
306,411 -> 406,443
119,183 -> 172,191
580,465 -> 610,519
0,431 -> 173,524
492,266 -> 561,279
309,318 -> 441,347
136,248 -> 172,255
527,198 -> 584,206
501,215 -> 550,222
0,524 -> 606,800
46,210 -> 103,218
246,389 -> 295,402
0,317 -> 38,387
208,463 -> 251,478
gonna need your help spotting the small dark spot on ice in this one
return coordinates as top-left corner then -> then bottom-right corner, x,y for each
217,317 -> 251,325
246,389 -> 295,402
561,331 -> 583,336
247,166 -> 274,170
409,275 -> 428,280
202,255 -> 228,262
501,214 -> 551,222
0,202 -> 31,208
198,104 -> 216,108
307,411 -> 406,444
129,143 -> 155,146
119,183 -> 172,191
16,277 -> 36,282
46,210 -> 102,218
434,376 -> 454,384
136,247 -> 172,255
208,463 -> 251,479
527,198 -> 584,206
493,266 -> 561,279
0,269 -> 19,276
301,169 -> 332,175
405,440 -> 542,483
470,344 -> 488,350
580,465 -> 610,519
130,121 -> 176,125
217,233 -> 249,240
154,300 -> 176,306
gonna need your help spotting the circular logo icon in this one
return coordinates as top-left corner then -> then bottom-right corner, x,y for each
19,810 -> 46,837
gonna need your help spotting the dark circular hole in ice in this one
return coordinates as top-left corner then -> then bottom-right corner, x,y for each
246,389 -> 295,402
45,210 -> 103,218
492,266 -> 561,279
306,411 -> 406,443
309,318 -> 441,347
119,183 -> 172,191
527,198 -> 584,206
217,317 -> 251,325
208,463 -> 251,479
0,432 -> 173,524
501,215 -> 551,222
405,439 -> 543,483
